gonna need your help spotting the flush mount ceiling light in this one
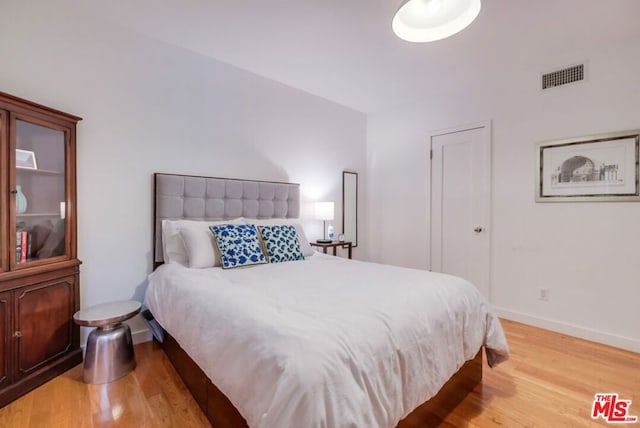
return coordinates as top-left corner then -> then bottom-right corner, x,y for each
392,0 -> 481,43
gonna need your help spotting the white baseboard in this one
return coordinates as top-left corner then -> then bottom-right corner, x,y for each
132,327 -> 153,345
494,307 -> 640,353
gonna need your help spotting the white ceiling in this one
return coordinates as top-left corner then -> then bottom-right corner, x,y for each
81,0 -> 640,113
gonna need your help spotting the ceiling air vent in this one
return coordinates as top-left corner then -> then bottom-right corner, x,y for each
542,64 -> 585,90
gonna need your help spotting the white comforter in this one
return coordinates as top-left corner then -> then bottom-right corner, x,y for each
145,253 -> 509,428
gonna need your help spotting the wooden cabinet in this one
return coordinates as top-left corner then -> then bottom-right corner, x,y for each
0,92 -> 81,407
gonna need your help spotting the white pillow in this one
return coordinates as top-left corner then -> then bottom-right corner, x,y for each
162,220 -> 188,265
162,218 -> 245,267
246,218 -> 313,257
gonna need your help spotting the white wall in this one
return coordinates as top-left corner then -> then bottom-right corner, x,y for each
367,40 -> 640,352
0,3 -> 366,340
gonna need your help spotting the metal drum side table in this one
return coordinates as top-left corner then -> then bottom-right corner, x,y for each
73,300 -> 141,384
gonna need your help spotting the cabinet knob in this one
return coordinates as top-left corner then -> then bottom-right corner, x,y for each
474,227 -> 484,233
13,331 -> 22,339
10,189 -> 17,194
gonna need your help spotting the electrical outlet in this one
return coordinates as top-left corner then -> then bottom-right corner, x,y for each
539,288 -> 550,301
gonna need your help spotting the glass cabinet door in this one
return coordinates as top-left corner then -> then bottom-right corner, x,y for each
10,114 -> 69,267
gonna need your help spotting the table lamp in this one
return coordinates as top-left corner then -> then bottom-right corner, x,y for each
314,202 -> 334,243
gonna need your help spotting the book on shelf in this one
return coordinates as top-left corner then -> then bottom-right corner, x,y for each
16,230 -> 22,264
27,233 -> 32,261
21,230 -> 28,263
15,229 -> 31,264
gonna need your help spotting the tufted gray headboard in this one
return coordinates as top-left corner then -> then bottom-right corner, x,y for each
153,173 -> 300,265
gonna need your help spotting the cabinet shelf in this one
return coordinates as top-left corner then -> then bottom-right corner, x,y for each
16,213 -> 61,218
16,168 -> 63,176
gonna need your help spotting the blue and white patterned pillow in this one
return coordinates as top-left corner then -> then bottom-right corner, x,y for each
210,224 -> 267,269
258,225 -> 304,263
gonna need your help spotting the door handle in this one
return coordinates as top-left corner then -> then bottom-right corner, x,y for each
474,227 -> 483,233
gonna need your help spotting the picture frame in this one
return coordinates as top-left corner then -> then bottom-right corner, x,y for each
536,129 -> 640,202
15,149 -> 38,170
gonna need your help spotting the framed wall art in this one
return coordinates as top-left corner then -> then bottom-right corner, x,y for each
15,149 -> 38,170
536,129 -> 640,202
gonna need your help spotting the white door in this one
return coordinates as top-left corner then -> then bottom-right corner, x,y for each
430,125 -> 491,299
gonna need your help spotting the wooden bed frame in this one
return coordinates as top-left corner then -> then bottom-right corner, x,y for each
152,173 -> 483,427
162,332 -> 482,428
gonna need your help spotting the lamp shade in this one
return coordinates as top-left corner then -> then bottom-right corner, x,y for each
392,0 -> 481,43
314,202 -> 334,221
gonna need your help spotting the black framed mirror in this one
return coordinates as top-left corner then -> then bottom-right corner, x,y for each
342,171 -> 358,247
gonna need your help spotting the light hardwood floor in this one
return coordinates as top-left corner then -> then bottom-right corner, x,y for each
0,319 -> 638,427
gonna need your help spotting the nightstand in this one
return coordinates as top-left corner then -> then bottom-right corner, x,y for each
310,241 -> 353,259
73,300 -> 141,384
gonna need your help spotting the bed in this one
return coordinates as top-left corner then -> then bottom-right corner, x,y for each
145,173 -> 509,428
